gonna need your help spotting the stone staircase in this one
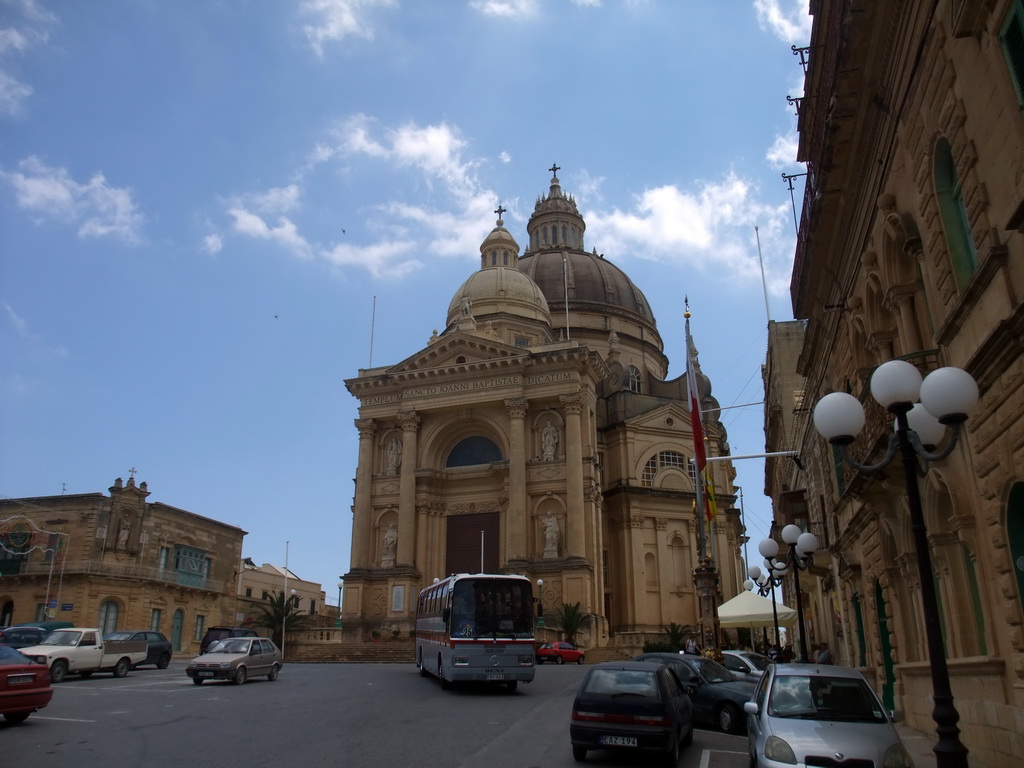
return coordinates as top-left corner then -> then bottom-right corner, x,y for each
581,646 -> 635,665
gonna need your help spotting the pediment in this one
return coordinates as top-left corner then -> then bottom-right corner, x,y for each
387,332 -> 526,375
626,401 -> 694,434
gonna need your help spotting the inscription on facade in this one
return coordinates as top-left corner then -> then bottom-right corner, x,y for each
360,376 -> 525,404
526,372 -> 573,385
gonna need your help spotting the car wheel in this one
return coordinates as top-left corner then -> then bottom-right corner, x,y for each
662,733 -> 681,766
113,658 -> 130,678
717,702 -> 741,734
556,655 -> 565,665
3,712 -> 30,725
192,677 -> 204,685
576,655 -> 585,665
157,652 -> 171,669
50,659 -> 68,684
268,664 -> 280,681
234,665 -> 247,685
681,721 -> 694,747
571,746 -> 587,762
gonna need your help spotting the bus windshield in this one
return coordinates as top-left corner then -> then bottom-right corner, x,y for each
450,579 -> 533,639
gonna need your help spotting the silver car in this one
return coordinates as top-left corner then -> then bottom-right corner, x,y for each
186,637 -> 282,685
744,663 -> 913,768
721,650 -> 771,683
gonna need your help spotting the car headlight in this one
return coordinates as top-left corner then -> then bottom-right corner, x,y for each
36,656 -> 48,665
764,735 -> 798,765
218,662 -> 231,669
884,743 -> 914,768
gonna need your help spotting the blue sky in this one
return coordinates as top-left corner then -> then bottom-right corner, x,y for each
1,0 -> 811,603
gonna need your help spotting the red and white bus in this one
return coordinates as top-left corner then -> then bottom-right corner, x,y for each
415,573 -> 536,691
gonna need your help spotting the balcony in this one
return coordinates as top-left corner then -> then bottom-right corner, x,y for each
19,559 -> 224,593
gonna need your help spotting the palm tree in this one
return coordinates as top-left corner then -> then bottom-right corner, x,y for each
253,590 -> 312,648
551,601 -> 588,647
662,622 -> 697,651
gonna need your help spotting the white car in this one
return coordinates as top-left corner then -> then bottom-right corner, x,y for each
721,650 -> 771,682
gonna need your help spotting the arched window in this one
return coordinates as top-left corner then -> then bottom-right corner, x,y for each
99,600 -> 119,635
641,450 -> 688,488
446,436 -> 503,467
626,366 -> 642,393
934,137 -> 976,291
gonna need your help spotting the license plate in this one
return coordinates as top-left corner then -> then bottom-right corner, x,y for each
485,674 -> 505,681
599,736 -> 637,747
6,674 -> 34,685
197,671 -> 214,677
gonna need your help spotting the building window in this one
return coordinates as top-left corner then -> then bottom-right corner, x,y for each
1001,1 -> 1024,108
150,608 -> 162,632
309,599 -> 316,615
262,590 -> 269,600
245,587 -> 252,597
173,545 -> 209,587
934,137 -> 977,291
194,615 -> 206,641
158,547 -> 169,572
514,336 -> 529,347
626,366 -> 642,393
641,450 -> 688,488
491,252 -> 497,265
446,436 -> 503,467
35,603 -> 46,622
99,600 -> 119,635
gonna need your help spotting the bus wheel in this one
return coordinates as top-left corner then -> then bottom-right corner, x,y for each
418,649 -> 428,677
505,681 -> 518,692
438,655 -> 451,690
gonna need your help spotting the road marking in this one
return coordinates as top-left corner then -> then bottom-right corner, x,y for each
32,716 -> 97,723
700,748 -> 748,768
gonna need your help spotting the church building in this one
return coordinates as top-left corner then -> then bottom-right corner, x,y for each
341,169 -> 744,651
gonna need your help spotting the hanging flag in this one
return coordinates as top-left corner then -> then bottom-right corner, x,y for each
703,466 -> 718,525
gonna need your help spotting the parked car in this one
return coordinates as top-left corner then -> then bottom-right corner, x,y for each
721,650 -> 771,683
0,626 -> 49,649
536,641 -> 585,665
0,645 -> 53,724
186,636 -> 282,685
570,661 -> 694,764
744,662 -> 914,768
104,630 -> 173,669
633,652 -> 756,734
199,625 -> 258,654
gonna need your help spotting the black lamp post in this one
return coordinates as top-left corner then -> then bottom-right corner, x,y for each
693,556 -> 720,658
744,561 -> 784,648
758,526 -> 817,662
813,360 -> 978,768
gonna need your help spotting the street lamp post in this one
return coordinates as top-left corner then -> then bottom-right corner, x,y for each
744,561 -> 785,649
693,556 -> 720,658
757,526 -> 817,662
813,360 -> 978,768
336,580 -> 343,627
535,578 -> 545,628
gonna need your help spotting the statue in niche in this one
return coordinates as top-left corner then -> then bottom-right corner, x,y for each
386,437 -> 402,475
542,419 -> 559,461
381,524 -> 398,568
116,514 -> 131,549
543,514 -> 559,558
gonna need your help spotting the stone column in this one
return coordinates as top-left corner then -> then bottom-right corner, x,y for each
397,411 -> 420,567
561,393 -> 585,557
352,418 -> 376,569
504,398 -> 529,561
889,287 -> 923,353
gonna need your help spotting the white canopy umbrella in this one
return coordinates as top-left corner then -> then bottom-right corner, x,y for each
717,589 -> 796,628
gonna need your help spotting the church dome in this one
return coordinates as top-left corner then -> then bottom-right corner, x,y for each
519,169 -> 656,327
446,211 -> 550,328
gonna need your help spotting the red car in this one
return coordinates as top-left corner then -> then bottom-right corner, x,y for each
536,641 -> 585,665
0,644 -> 53,725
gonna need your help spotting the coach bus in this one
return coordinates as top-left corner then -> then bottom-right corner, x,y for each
415,573 -> 536,691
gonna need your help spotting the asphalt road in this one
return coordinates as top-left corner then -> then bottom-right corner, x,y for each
4,660 -> 751,768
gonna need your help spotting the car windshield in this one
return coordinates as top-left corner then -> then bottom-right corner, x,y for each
768,675 -> 887,723
210,639 -> 252,654
689,656 -> 737,683
105,632 -> 131,641
583,669 -> 660,699
40,630 -> 79,646
0,645 -> 32,665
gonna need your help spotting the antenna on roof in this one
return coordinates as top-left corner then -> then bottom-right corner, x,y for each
369,295 -> 377,367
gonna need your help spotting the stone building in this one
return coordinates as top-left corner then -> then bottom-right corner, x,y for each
0,476 -> 246,654
341,171 -> 744,651
237,557 -> 332,627
767,2 -> 1024,765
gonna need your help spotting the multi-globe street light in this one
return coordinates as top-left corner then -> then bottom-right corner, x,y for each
757,525 -> 818,662
744,558 -> 786,649
813,359 -> 977,768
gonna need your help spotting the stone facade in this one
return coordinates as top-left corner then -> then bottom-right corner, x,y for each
0,477 -> 246,654
767,3 -> 1024,765
341,174 -> 745,650
237,558 -> 333,627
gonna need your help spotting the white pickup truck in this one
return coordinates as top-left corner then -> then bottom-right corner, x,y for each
20,627 -> 148,683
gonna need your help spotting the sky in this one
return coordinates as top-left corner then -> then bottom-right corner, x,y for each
1,0 -> 812,606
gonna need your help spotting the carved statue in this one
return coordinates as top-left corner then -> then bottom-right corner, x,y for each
542,419 -> 559,461
381,524 -> 398,567
460,293 -> 473,318
386,437 -> 402,475
543,514 -> 559,557
116,515 -> 131,549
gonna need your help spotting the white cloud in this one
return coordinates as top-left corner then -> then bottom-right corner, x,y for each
498,151 -> 511,164
0,0 -> 57,117
202,233 -> 224,254
469,0 -> 539,18
766,133 -> 799,168
323,239 -> 420,279
300,0 -> 397,56
1,156 -> 145,243
227,205 -> 312,259
3,301 -> 68,358
251,184 -> 301,214
753,0 -> 812,44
